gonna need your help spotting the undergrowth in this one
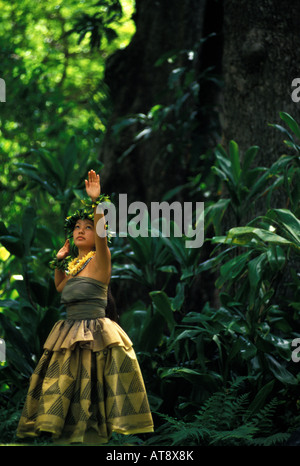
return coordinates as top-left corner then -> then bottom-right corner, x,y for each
145,379 -> 291,446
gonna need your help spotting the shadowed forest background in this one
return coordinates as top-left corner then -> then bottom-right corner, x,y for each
0,0 -> 300,446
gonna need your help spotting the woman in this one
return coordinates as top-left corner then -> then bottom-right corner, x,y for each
17,170 -> 154,444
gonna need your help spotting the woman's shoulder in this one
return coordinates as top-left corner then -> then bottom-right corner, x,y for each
84,257 -> 111,285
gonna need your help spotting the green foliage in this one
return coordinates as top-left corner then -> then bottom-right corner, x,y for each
67,0 -> 124,50
0,207 -> 63,399
0,1 -> 300,444
0,136 -> 105,416
209,150 -> 297,230
114,113 -> 300,446
1,114 -> 300,446
146,379 -> 290,446
0,404 -> 23,445
268,112 -> 300,216
1,1 -> 180,446
204,111 -> 300,237
112,35 -> 221,173
0,0 -> 135,230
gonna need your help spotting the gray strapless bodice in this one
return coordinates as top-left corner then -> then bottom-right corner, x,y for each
61,276 -> 108,320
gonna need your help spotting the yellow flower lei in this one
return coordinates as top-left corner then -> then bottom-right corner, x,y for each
66,250 -> 96,276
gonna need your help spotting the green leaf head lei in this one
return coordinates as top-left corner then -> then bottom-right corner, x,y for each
49,194 -> 112,271
64,194 -> 111,239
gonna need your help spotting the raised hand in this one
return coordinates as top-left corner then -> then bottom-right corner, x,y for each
85,170 -> 101,201
56,239 -> 70,260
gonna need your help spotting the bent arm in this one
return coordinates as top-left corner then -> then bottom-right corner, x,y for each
54,239 -> 70,292
55,268 -> 68,292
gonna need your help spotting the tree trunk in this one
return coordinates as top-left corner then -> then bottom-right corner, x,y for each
222,0 -> 300,207
99,0 -> 225,313
100,0 -> 207,205
221,0 -> 300,306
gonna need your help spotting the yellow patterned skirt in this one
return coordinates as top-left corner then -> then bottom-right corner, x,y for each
17,317 -> 154,444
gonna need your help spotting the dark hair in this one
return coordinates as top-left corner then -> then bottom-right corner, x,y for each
105,284 -> 119,323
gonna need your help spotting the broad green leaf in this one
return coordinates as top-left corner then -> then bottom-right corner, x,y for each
215,145 -> 235,183
15,163 -> 57,196
227,226 -> 295,248
242,145 -> 259,174
196,247 -> 234,274
280,111 -> 300,139
259,332 -> 291,360
38,149 -> 65,189
150,290 -> 175,332
139,311 -> 165,352
267,245 -> 286,272
245,170 -> 270,202
0,299 -> 20,311
127,235 -> 152,264
5,347 -> 35,378
247,380 -> 275,416
157,265 -> 178,274
21,206 -> 36,256
268,122 -> 295,144
159,367 -> 223,390
162,236 -> 189,266
229,140 -> 241,183
211,165 -> 229,182
248,253 -> 267,290
267,208 -> 300,244
63,136 -> 78,185
264,353 -> 298,385
220,251 -> 252,280
238,336 -> 257,360
172,282 -> 185,311
204,198 -> 230,235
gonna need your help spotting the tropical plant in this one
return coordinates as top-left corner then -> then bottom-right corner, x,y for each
15,137 -> 104,219
145,378 -> 291,446
1,113 -> 300,446
111,35 -> 221,173
139,116 -> 300,443
0,207 -> 63,396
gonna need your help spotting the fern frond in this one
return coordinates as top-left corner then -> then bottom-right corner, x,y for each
250,432 -> 290,446
152,412 -> 210,446
169,424 -> 209,446
209,424 -> 259,446
146,383 -> 288,447
249,398 -> 279,433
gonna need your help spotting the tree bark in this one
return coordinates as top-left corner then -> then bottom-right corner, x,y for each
221,0 -> 300,305
222,0 -> 300,175
100,0 -> 207,205
99,0 -> 225,314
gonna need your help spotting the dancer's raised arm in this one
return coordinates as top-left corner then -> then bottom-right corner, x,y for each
85,169 -> 111,283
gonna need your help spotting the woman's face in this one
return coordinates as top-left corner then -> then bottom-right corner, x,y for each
73,219 -> 95,250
